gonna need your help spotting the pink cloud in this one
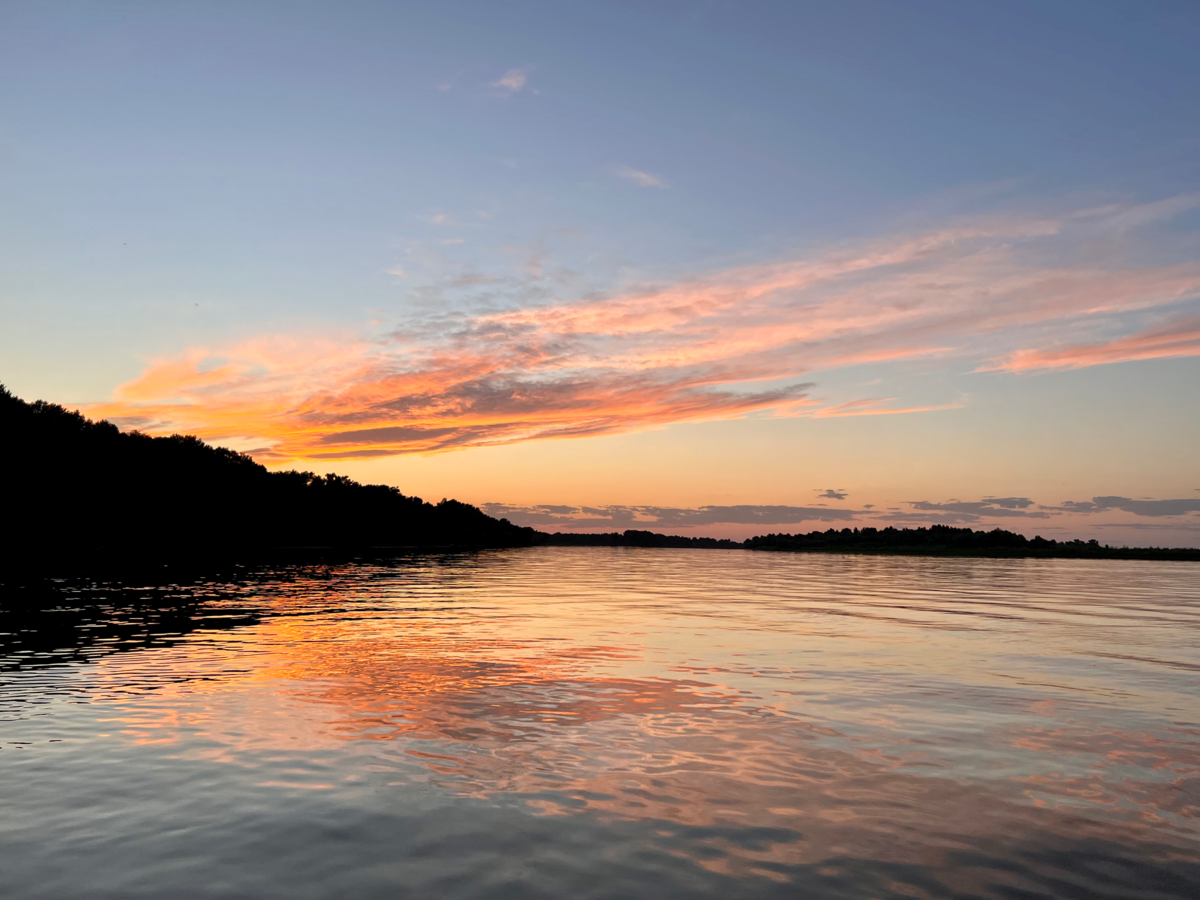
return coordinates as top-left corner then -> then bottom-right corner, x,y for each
491,67 -> 530,94
85,197 -> 1200,462
811,398 -> 964,417
985,313 -> 1200,373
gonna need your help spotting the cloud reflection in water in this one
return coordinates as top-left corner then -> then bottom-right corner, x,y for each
2,549 -> 1199,897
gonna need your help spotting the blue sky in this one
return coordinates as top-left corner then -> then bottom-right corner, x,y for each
3,1 -> 1199,542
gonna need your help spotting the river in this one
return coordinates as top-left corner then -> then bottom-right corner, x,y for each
2,548 -> 1198,898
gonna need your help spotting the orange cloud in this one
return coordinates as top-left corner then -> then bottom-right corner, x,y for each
985,313 -> 1200,373
85,197 -> 1200,462
810,397 -> 965,418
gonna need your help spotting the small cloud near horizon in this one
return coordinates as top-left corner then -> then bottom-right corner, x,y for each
482,503 -> 859,531
906,498 -> 1049,521
816,489 -> 848,500
1041,496 -> 1200,517
480,495 -> 1200,535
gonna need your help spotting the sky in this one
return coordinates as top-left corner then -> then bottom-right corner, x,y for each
2,0 -> 1199,544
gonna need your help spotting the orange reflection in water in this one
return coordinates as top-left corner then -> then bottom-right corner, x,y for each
90,592 -> 1200,884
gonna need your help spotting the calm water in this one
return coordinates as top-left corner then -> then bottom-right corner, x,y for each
2,548 -> 1199,899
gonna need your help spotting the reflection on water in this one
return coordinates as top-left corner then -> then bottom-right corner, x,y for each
1,549 -> 1198,898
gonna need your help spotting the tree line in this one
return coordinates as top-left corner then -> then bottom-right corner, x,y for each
743,524 -> 1199,560
3,385 -> 1195,572
0,385 -> 537,572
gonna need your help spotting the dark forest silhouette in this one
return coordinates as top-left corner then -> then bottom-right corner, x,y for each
2,385 -> 1196,572
1,385 -> 537,571
744,525 -> 1199,560
539,526 -> 1198,559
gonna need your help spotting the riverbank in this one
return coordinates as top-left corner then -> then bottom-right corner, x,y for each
537,526 -> 1200,561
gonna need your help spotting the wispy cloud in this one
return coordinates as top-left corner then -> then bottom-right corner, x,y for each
615,166 -> 667,188
85,196 -> 1200,461
481,503 -> 858,530
810,397 -> 964,417
816,489 -> 848,500
1041,496 -> 1200,517
1093,521 -> 1200,532
908,498 -> 1049,520
483,493 -> 1200,533
984,312 -> 1200,373
492,67 -> 531,95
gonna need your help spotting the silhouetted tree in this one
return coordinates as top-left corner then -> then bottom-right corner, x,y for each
744,524 -> 1197,560
0,384 -> 536,572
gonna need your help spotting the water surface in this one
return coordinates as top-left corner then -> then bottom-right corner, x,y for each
2,548 -> 1198,898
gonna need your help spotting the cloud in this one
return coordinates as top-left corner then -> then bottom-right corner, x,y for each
1093,521 -> 1200,532
481,503 -> 859,531
1042,496 -> 1200,517
811,397 -> 964,417
985,312 -> 1200,373
484,493 -> 1200,534
816,489 -> 848,500
875,511 -> 986,525
906,498 -> 1049,521
615,166 -> 667,188
492,67 -> 530,95
982,497 -> 1036,509
85,196 -> 1200,462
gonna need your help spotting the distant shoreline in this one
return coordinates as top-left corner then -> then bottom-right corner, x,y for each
537,527 -> 1200,561
4,386 -> 1197,575
2,536 -> 1197,588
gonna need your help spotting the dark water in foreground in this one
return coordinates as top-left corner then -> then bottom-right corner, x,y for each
1,549 -> 1198,899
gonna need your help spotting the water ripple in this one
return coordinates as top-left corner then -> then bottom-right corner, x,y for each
1,548 -> 1198,898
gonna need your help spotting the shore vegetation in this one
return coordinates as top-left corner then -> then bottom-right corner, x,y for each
3,386 -> 1195,570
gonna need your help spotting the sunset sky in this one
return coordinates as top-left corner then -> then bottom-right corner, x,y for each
3,1 -> 1199,543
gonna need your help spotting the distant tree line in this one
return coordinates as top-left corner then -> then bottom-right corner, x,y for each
3,385 -> 1196,574
0,385 -> 537,572
744,525 -> 1200,560
538,525 -> 1197,559
537,530 -> 741,549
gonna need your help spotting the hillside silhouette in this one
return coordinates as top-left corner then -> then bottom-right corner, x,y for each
0,385 -> 536,571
